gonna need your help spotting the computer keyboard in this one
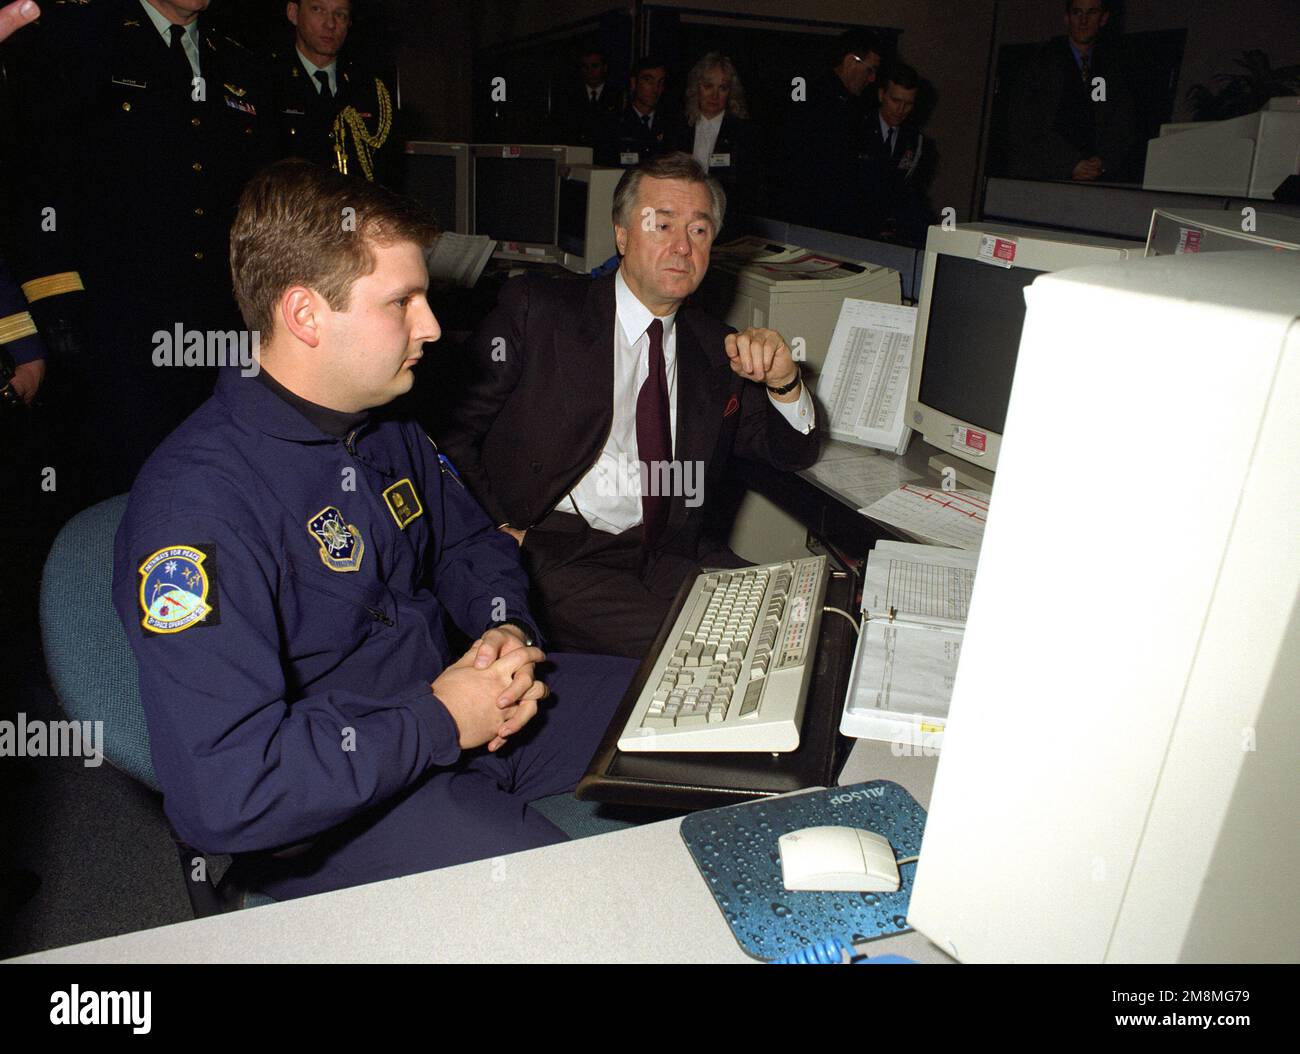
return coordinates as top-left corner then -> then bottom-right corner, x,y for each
617,556 -> 828,753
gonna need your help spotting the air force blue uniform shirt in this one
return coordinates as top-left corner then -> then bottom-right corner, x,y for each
113,366 -> 633,900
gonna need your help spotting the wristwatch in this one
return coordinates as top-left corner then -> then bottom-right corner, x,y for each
766,368 -> 802,396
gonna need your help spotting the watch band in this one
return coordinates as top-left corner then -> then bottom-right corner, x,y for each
766,369 -> 802,396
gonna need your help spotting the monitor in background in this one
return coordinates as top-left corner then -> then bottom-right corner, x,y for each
557,165 -> 622,275
906,223 -> 1141,490
1146,207 -> 1300,256
907,250 -> 1300,963
1143,96 -> 1300,199
470,144 -> 592,263
402,141 -> 470,234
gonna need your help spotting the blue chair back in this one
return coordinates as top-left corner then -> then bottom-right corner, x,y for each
39,495 -> 159,792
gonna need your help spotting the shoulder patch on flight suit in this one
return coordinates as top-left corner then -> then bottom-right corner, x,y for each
138,545 -> 218,634
383,479 -> 423,529
307,506 -> 365,572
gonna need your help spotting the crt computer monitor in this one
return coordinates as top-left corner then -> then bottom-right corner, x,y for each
469,144 -> 592,263
907,250 -> 1300,962
906,223 -> 1141,489
402,141 -> 470,234
557,165 -> 621,274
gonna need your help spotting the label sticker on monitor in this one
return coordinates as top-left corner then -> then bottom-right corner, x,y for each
952,426 -> 987,454
501,146 -> 522,158
1176,227 -> 1203,254
977,234 -> 1016,268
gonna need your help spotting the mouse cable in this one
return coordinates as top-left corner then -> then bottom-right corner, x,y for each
822,606 -> 860,634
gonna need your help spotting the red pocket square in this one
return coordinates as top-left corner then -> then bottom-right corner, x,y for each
723,394 -> 740,418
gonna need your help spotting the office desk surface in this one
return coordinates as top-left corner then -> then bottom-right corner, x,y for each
12,739 -> 948,964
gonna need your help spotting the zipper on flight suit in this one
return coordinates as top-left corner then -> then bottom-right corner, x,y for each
341,427 -> 396,627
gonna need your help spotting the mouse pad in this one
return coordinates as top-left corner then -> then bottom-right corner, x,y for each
679,780 -> 926,961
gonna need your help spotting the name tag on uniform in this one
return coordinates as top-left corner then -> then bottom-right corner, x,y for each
709,152 -> 731,168
383,479 -> 424,529
620,151 -> 640,165
112,77 -> 148,89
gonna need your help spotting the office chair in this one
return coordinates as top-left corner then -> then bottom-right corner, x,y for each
39,496 -> 641,919
39,494 -> 271,916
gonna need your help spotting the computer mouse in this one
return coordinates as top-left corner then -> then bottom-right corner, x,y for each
778,825 -> 901,892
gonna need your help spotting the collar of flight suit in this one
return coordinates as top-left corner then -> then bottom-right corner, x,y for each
215,366 -> 374,446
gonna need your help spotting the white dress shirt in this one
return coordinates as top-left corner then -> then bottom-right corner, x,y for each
139,0 -> 200,79
558,269 -> 816,534
692,111 -> 725,170
297,49 -> 339,96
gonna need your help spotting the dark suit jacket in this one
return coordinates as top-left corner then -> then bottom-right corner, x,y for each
860,118 -> 930,242
597,106 -> 684,167
778,70 -> 871,234
552,82 -> 624,148
672,114 -> 768,225
436,273 -> 820,559
1004,36 -> 1139,182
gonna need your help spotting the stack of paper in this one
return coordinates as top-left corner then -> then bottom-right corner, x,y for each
424,232 -> 496,289
800,440 -> 921,509
860,484 -> 990,551
813,299 -> 918,453
840,541 -> 979,750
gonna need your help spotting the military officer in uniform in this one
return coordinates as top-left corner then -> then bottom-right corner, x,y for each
5,0 -> 275,506
598,56 -> 681,168
113,161 -> 635,901
861,62 -> 931,245
272,0 -> 397,185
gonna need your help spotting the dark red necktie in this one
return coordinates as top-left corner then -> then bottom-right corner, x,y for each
636,318 -> 671,545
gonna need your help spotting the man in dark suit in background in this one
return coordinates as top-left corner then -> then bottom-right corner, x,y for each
272,0 -> 397,184
780,28 -> 884,233
553,46 -> 623,149
1003,0 -> 1139,182
437,154 -> 819,658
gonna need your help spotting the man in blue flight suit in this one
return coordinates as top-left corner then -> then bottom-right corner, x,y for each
112,160 -> 636,902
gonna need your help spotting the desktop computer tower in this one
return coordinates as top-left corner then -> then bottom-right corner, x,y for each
906,251 -> 1300,962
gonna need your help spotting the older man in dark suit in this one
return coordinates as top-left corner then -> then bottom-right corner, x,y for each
438,153 -> 819,658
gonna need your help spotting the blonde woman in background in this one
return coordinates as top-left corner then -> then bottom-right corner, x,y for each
675,52 -> 767,232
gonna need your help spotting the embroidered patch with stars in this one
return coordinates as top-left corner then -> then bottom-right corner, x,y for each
307,507 -> 365,572
383,479 -> 423,530
138,546 -> 214,634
